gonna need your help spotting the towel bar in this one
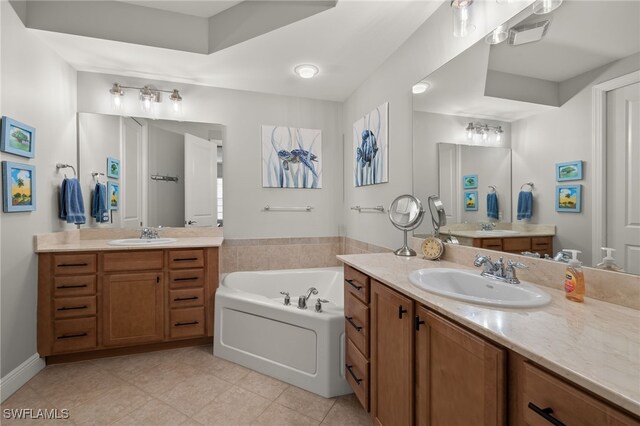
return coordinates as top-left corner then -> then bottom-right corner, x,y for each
264,205 -> 313,212
350,205 -> 385,212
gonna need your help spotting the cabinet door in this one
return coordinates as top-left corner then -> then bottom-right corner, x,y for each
103,272 -> 164,346
371,280 -> 414,426
416,307 -> 506,426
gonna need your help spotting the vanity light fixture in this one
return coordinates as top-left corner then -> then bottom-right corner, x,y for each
532,0 -> 563,15
412,82 -> 430,94
485,23 -> 509,45
294,64 -> 319,79
108,83 -> 184,115
451,0 -> 475,38
465,122 -> 504,143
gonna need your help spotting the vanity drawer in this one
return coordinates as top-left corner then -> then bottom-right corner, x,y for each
169,250 -> 204,269
522,362 -> 639,426
103,251 -> 163,272
53,275 -> 96,297
53,254 -> 97,275
503,237 -> 531,252
54,296 -> 97,319
52,317 -> 97,353
169,307 -> 205,339
169,288 -> 204,308
531,237 -> 552,255
345,265 -> 370,303
345,291 -> 370,357
481,239 -> 503,251
169,269 -> 205,289
346,337 -> 370,412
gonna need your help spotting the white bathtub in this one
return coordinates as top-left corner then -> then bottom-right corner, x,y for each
213,267 -> 352,398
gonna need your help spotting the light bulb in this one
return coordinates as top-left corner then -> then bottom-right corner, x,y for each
141,97 -> 152,113
467,130 -> 474,140
294,64 -> 319,79
533,0 -> 563,14
485,23 -> 509,45
496,132 -> 502,143
109,83 -> 124,111
412,83 -> 430,94
452,0 -> 475,38
482,131 -> 489,141
169,89 -> 182,115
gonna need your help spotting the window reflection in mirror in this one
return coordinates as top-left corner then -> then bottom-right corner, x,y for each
412,1 -> 640,274
78,113 -> 223,229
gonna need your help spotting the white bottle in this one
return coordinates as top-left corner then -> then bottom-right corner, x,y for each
596,247 -> 625,272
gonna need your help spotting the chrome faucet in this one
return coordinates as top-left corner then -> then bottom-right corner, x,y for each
474,254 -> 527,284
314,298 -> 329,312
298,287 -> 318,309
140,227 -> 159,239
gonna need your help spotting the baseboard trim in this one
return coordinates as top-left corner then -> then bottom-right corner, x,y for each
0,353 -> 45,403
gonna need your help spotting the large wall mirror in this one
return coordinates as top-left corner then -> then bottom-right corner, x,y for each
412,1 -> 639,275
78,113 -> 223,229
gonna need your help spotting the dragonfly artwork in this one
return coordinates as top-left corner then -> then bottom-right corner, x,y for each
262,125 -> 322,189
353,102 -> 389,187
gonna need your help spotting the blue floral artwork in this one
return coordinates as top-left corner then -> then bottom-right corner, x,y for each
262,126 -> 322,189
354,102 -> 388,187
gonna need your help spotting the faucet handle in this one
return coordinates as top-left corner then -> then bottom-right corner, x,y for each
505,260 -> 528,284
315,299 -> 329,312
507,260 -> 528,269
280,292 -> 290,306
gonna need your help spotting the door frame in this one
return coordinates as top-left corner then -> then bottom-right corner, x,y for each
591,70 -> 640,266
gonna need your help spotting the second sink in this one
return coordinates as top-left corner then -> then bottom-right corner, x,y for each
108,237 -> 177,246
408,268 -> 551,308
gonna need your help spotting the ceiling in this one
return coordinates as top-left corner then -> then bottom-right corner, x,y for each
116,1 -> 244,18
30,1 -> 441,102
414,0 -> 640,121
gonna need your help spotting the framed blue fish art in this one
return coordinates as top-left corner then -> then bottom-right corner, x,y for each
261,125 -> 322,189
353,102 -> 389,187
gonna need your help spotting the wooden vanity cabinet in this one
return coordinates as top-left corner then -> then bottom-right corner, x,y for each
472,236 -> 553,257
38,247 -> 219,360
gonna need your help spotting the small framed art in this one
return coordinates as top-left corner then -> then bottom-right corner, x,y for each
2,161 -> 36,212
556,184 -> 582,213
556,161 -> 583,182
1,116 -> 36,158
463,174 -> 478,189
108,182 -> 119,210
464,191 -> 478,211
107,157 -> 120,179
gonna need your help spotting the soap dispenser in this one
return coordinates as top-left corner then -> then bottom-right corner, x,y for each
563,249 -> 585,303
596,247 -> 625,272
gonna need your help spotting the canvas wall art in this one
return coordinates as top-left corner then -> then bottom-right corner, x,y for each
262,125 -> 322,189
464,191 -> 478,211
2,161 -> 36,212
556,160 -> 583,181
353,102 -> 389,187
108,182 -> 119,210
463,174 -> 478,189
107,157 -> 120,179
556,184 -> 582,212
1,116 -> 36,158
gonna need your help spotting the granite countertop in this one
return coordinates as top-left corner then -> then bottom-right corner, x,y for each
445,229 -> 555,238
337,253 -> 640,416
35,237 -> 224,252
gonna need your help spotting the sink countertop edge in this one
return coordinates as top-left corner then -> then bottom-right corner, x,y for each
337,252 -> 640,417
36,236 -> 224,252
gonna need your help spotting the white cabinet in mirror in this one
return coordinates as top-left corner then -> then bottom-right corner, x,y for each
78,113 -> 224,229
411,0 -> 640,274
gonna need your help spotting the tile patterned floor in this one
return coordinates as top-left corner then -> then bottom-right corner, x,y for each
1,346 -> 372,426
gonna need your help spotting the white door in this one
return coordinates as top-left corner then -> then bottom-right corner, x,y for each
121,117 -> 143,229
438,143 -> 460,224
606,81 -> 640,274
184,133 -> 216,227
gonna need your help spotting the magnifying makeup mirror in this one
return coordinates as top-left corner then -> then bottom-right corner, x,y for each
389,194 -> 425,256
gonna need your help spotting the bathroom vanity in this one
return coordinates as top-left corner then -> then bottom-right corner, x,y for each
35,231 -> 222,362
340,254 -> 640,426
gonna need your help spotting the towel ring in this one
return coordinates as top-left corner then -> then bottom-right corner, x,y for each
520,182 -> 534,192
56,163 -> 76,178
488,185 -> 497,193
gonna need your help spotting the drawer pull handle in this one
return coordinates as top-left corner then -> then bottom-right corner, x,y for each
57,305 -> 88,311
527,403 -> 566,426
174,321 -> 199,327
174,296 -> 199,302
345,364 -> 362,385
174,257 -> 198,262
56,284 -> 88,289
415,315 -> 425,331
398,305 -> 408,319
58,263 -> 89,267
57,332 -> 88,340
345,279 -> 363,290
174,277 -> 198,282
345,316 -> 363,332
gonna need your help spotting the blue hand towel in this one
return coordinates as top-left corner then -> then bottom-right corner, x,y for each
91,183 -> 109,223
59,178 -> 86,225
487,192 -> 499,220
517,191 -> 533,220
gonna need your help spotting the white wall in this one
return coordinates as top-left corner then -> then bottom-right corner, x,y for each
148,124 -> 184,227
1,2 -> 77,378
511,53 -> 640,265
77,72 -> 343,239
342,0 -> 534,249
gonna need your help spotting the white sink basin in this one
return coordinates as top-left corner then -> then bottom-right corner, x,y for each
477,230 -> 520,236
408,268 -> 551,308
108,238 -> 177,246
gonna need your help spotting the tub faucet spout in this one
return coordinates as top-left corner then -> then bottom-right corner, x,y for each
298,287 -> 318,309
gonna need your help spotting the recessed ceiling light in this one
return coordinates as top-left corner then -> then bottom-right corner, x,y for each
412,82 -> 430,94
294,64 -> 319,79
